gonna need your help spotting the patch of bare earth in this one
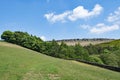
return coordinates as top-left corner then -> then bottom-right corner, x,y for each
23,71 -> 43,80
48,74 -> 60,80
23,71 -> 60,80
71,60 -> 91,66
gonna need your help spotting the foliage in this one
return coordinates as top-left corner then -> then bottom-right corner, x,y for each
74,44 -> 89,60
100,53 -> 119,67
1,30 -> 14,42
89,56 -> 103,64
85,40 -> 120,67
84,44 -> 99,54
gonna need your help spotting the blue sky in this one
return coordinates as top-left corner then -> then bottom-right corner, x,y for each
0,0 -> 120,41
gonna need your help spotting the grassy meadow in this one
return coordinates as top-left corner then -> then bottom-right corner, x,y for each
0,42 -> 120,80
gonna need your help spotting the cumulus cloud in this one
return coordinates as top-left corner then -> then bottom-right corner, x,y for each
90,23 -> 119,34
68,4 -> 103,21
107,7 -> 120,26
44,4 -> 103,23
40,36 -> 46,41
107,7 -> 120,22
44,11 -> 71,23
80,7 -> 120,34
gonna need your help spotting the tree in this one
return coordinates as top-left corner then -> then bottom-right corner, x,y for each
58,41 -> 68,58
1,30 -> 14,42
47,40 -> 59,57
85,44 -> 98,55
74,43 -> 89,60
89,56 -> 103,64
100,53 -> 119,67
66,46 -> 75,58
112,50 -> 120,67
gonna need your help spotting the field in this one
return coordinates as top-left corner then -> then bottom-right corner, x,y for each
57,40 -> 113,46
0,42 -> 120,80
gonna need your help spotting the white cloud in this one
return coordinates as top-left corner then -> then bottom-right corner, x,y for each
68,4 -> 103,21
40,36 -> 46,41
90,4 -> 103,16
44,4 -> 103,23
107,7 -> 120,23
44,11 -> 71,23
80,24 -> 91,29
90,23 -> 119,34
106,7 -> 120,29
82,7 -> 120,34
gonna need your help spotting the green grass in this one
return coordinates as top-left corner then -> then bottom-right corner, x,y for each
0,42 -> 120,80
96,39 -> 120,47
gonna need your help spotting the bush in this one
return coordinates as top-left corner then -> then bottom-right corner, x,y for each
89,56 -> 103,64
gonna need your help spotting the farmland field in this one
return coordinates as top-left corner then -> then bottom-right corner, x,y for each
57,40 -> 113,46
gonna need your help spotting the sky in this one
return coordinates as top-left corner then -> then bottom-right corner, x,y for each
0,0 -> 120,41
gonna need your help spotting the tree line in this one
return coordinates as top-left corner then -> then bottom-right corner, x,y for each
1,30 -> 120,67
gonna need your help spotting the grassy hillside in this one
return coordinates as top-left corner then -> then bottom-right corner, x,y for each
0,42 -> 120,80
96,39 -> 120,47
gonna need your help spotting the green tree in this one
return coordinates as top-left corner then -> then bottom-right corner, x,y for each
100,53 -> 119,67
47,40 -> 59,57
58,41 -> 69,58
112,50 -> 120,67
74,43 -> 89,60
67,46 -> 75,58
1,30 -> 14,42
85,44 -> 98,55
89,56 -> 103,64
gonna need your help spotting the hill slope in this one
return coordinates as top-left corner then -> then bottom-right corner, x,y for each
0,42 -> 120,80
57,40 -> 113,46
96,39 -> 120,47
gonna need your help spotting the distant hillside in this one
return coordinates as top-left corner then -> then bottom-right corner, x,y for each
0,42 -> 120,80
96,39 -> 120,47
54,38 -> 114,46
